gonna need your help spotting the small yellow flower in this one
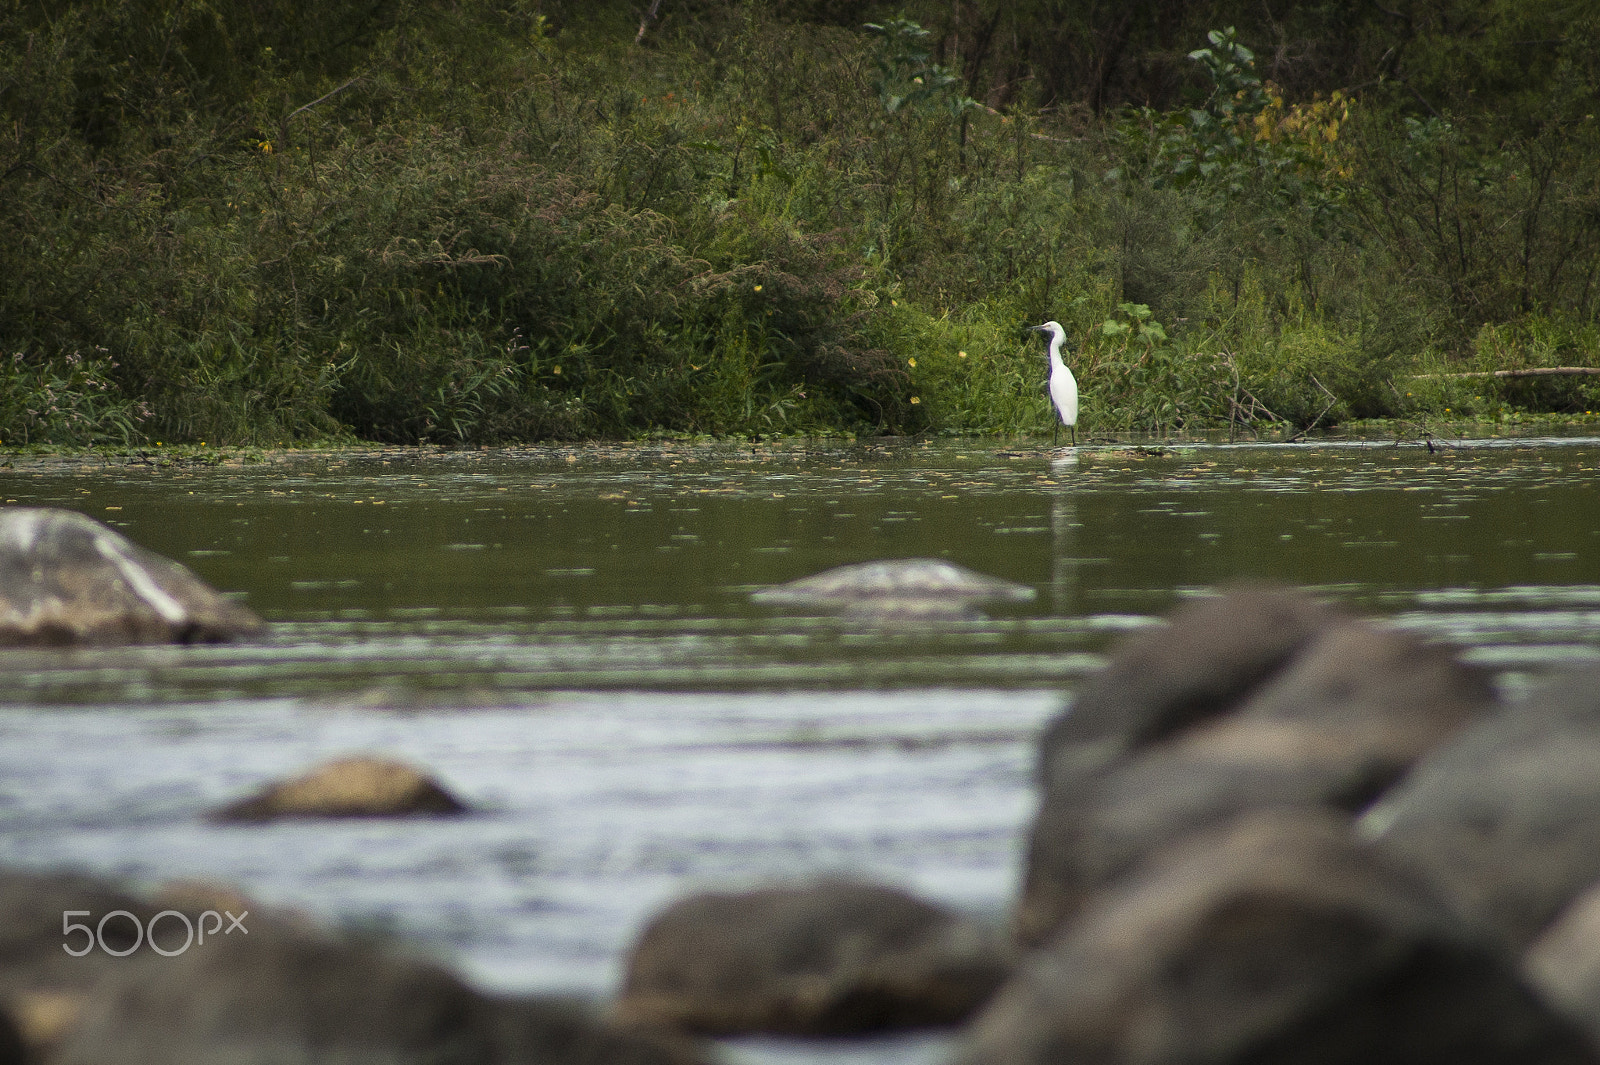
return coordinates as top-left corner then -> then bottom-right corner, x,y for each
553,366 -> 562,374
909,396 -> 921,405
907,358 -> 917,368
753,284 -> 762,292
958,351 -> 967,359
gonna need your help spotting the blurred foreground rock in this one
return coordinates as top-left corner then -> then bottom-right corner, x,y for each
211,755 -> 470,822
1365,665 -> 1600,951
1036,584 -> 1345,788
0,507 -> 262,645
0,868 -> 708,1065
1529,881 -> 1600,1050
962,812 -> 1596,1065
1019,586 -> 1494,945
618,880 -> 1011,1035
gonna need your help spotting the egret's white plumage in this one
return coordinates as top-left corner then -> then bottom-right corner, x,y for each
1030,320 -> 1078,446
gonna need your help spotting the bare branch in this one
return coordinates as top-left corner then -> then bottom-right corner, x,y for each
635,0 -> 664,45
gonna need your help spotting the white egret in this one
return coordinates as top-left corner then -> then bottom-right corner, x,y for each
1030,321 -> 1078,446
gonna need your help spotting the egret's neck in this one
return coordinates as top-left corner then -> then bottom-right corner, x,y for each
1048,335 -> 1068,373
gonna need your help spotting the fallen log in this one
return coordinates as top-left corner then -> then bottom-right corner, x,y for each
1409,367 -> 1600,380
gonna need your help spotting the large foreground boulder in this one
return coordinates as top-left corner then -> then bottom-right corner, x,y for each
0,507 -> 261,645
617,880 -> 1012,1035
1036,584 -> 1346,789
1363,665 -> 1600,952
961,813 -> 1596,1065
1019,600 -> 1494,945
211,755 -> 470,822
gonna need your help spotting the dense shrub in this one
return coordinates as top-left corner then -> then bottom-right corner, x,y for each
2,1 -> 1599,444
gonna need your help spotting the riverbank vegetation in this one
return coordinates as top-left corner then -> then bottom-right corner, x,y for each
4,0 -> 1600,444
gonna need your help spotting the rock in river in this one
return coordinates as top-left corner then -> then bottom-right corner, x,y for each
617,879 -> 1013,1035
1036,583 -> 1347,789
211,755 -> 470,822
0,507 -> 262,645
1018,589 -> 1495,946
1363,664 -> 1600,953
960,812 -> 1597,1065
751,558 -> 1034,619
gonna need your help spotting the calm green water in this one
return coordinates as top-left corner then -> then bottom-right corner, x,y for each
3,437 -> 1599,703
0,437 -> 1598,1051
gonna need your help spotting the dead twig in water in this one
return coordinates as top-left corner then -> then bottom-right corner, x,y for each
1286,375 -> 1339,443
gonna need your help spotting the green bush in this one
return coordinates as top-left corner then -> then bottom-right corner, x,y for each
3,4 -> 1600,444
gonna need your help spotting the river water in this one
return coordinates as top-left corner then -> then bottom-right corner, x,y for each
1,437 -> 1599,1056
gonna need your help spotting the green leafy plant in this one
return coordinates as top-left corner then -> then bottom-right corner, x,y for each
864,17 -> 977,117
0,350 -> 151,446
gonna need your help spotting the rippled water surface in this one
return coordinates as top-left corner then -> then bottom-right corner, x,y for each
2,438 -> 1599,1047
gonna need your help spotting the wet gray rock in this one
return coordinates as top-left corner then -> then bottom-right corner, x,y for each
751,559 -> 1034,619
1363,665 -> 1600,952
0,507 -> 262,645
1037,584 -> 1345,789
962,812 -> 1597,1065
1019,614 -> 1494,945
617,880 -> 1012,1035
211,755 -> 470,822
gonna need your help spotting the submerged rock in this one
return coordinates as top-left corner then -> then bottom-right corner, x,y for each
617,880 -> 1012,1035
961,812 -> 1596,1065
211,755 -> 470,822
0,507 -> 262,645
751,559 -> 1034,619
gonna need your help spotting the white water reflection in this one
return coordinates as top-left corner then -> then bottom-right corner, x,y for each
0,690 -> 1060,996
